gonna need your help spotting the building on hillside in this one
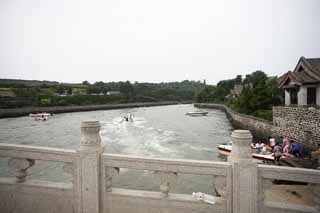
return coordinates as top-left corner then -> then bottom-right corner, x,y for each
71,88 -> 87,96
273,56 -> 320,151
229,84 -> 243,98
278,56 -> 320,106
106,91 -> 121,96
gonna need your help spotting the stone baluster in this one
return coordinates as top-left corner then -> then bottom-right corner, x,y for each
105,167 -> 119,192
158,171 -> 177,197
213,175 -> 227,197
228,130 -> 258,213
258,178 -> 272,207
76,121 -> 103,213
63,162 -> 74,183
8,158 -> 35,183
311,184 -> 320,210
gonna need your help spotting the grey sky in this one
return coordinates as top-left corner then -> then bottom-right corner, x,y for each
0,0 -> 319,84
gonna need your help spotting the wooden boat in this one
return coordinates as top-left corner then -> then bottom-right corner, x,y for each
218,143 -> 289,162
186,111 -> 208,116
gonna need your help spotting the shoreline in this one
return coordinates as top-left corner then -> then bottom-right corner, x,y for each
194,103 -> 274,141
0,101 -> 192,118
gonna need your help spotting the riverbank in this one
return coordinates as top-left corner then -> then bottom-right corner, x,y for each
0,101 -> 192,118
194,103 -> 274,141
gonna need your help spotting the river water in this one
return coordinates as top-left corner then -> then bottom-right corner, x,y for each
0,104 -> 233,194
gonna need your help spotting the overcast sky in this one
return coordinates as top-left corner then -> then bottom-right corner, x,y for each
0,0 -> 319,84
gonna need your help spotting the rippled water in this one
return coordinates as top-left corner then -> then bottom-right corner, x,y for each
0,104 -> 233,194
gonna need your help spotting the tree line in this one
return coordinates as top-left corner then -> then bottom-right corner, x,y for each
196,71 -> 282,120
0,79 -> 205,108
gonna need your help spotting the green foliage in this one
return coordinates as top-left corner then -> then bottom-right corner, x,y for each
40,98 -> 51,106
0,79 -> 205,108
224,97 -> 238,111
196,70 -> 282,120
253,110 -> 273,121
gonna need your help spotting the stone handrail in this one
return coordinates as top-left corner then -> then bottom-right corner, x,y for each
102,153 -> 231,175
101,153 -> 233,213
258,164 -> 320,213
0,143 -> 77,162
258,164 -> 320,183
0,143 -> 77,184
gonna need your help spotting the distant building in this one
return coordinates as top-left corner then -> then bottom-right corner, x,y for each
229,84 -> 243,98
71,88 -> 87,96
278,56 -> 320,106
106,91 -> 121,96
0,90 -> 16,97
91,92 -> 105,96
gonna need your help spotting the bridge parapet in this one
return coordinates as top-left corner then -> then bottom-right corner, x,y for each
0,122 -> 320,213
102,153 -> 232,213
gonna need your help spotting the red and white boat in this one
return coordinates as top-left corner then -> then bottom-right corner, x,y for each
218,143 -> 289,162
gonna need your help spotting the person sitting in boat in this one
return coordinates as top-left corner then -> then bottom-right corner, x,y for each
290,141 -> 300,157
282,137 -> 289,149
283,138 -> 291,153
124,115 -> 129,122
273,142 -> 282,165
255,141 -> 265,153
269,137 -> 275,149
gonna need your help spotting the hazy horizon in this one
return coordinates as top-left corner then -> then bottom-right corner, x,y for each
1,0 -> 320,84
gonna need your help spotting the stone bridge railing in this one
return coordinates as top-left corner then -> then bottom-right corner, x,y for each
0,121 -> 319,213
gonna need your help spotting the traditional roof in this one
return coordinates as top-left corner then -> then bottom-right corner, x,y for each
279,57 -> 320,89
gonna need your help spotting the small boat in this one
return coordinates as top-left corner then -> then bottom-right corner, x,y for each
186,111 -> 208,116
34,115 -> 49,121
217,143 -> 289,162
29,113 -> 52,117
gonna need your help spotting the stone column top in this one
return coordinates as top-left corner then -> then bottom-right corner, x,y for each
80,121 -> 101,148
81,121 -> 100,128
231,130 -> 253,139
229,129 -> 253,163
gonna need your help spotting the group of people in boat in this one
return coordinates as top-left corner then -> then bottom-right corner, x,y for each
252,137 -> 300,164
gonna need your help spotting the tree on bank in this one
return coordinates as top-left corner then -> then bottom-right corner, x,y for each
196,70 -> 282,120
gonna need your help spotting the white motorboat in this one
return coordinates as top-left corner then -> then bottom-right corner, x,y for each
186,111 -> 208,116
29,113 -> 52,117
34,115 -> 49,121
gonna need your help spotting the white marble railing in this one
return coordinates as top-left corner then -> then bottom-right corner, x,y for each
258,165 -> 320,213
0,143 -> 77,212
102,153 -> 232,213
0,121 -> 319,213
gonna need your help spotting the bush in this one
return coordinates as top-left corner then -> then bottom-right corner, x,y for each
40,98 -> 51,106
57,99 -> 68,106
253,110 -> 273,121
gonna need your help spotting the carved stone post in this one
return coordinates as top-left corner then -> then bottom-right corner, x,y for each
77,121 -> 103,213
229,130 -> 258,213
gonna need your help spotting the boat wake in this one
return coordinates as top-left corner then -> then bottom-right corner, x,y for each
100,116 -> 178,158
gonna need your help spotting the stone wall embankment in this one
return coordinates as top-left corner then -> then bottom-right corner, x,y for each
194,103 -> 276,141
195,103 -> 320,149
0,101 -> 190,118
273,106 -> 320,148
